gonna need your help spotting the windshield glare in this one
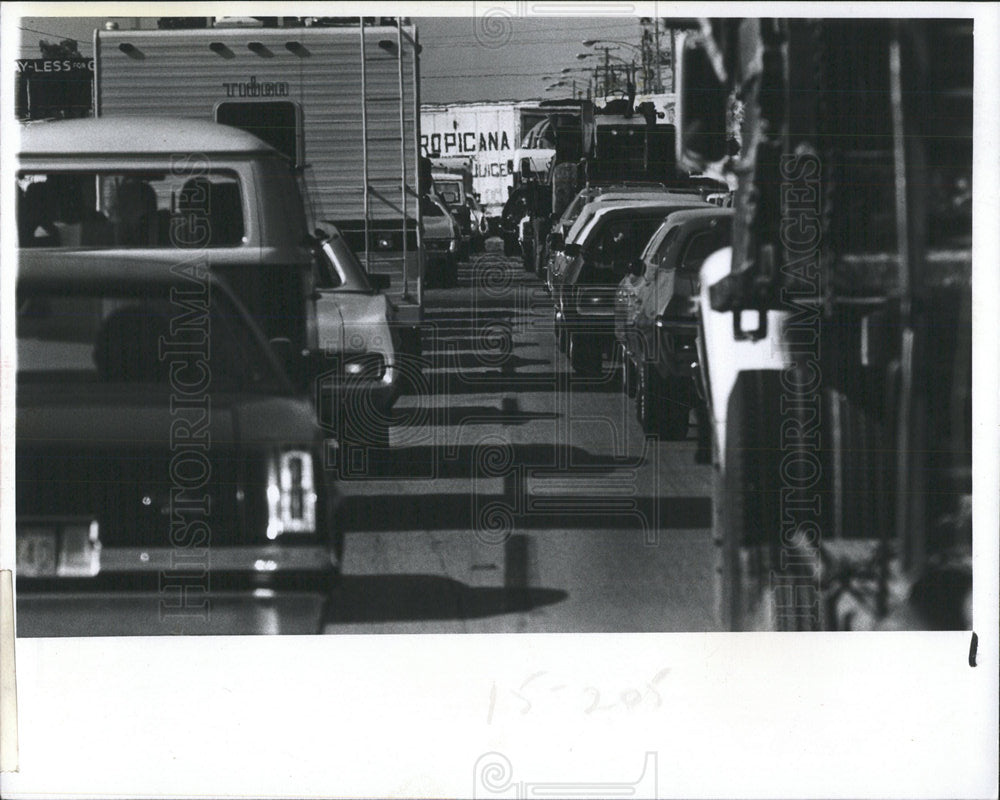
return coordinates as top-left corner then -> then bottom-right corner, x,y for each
17,287 -> 282,391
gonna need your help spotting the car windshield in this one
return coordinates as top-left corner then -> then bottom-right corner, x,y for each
17,282 -> 285,392
435,181 -> 462,205
582,213 -> 669,284
17,170 -> 245,249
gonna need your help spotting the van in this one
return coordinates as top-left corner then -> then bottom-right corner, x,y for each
16,116 -> 323,382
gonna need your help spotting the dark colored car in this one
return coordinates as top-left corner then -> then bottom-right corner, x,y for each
421,194 -> 460,287
554,197 -> 710,376
616,208 -> 733,437
544,186 -> 693,294
15,253 -> 342,601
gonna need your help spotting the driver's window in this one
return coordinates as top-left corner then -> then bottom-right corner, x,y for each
679,228 -> 728,272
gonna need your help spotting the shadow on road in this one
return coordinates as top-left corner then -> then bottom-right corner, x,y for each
326,574 -> 567,624
340,492 -> 711,533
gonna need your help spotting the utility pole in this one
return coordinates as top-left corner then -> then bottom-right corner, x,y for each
654,19 -> 661,92
604,46 -> 610,96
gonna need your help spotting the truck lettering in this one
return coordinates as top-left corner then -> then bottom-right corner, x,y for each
420,129 -> 513,156
221,76 -> 289,98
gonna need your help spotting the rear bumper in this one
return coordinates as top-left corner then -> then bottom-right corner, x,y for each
16,542 -> 337,593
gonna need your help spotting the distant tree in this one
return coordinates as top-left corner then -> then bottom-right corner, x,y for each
38,38 -> 82,59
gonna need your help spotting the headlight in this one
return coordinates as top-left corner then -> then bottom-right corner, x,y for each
266,450 -> 317,539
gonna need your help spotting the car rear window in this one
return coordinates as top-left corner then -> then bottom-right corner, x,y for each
17,285 -> 282,392
16,170 -> 245,249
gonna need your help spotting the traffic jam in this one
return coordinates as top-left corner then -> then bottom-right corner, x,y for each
11,16 -> 973,635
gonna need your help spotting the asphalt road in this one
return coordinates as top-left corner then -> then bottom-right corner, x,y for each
16,243 -> 717,636
326,243 -> 718,634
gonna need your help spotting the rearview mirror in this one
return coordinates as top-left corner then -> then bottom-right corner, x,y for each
370,273 -> 391,291
676,32 -> 730,170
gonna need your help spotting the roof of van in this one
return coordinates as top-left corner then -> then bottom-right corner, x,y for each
18,117 -> 278,158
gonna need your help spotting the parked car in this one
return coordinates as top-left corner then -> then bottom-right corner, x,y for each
311,224 -> 404,442
421,194 -> 460,287
15,253 -> 342,600
552,196 -> 710,373
616,208 -> 733,437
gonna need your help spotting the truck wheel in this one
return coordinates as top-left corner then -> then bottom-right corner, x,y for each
444,255 -> 459,288
659,375 -> 693,441
718,371 -> 784,631
522,245 -> 535,273
569,334 -> 600,376
636,363 -> 659,434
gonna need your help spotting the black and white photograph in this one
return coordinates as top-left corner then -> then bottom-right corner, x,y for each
0,2 -> 996,798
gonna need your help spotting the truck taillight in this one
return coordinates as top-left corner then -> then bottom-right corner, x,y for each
266,450 -> 317,539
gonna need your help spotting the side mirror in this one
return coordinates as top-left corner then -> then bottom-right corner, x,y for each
629,258 -> 645,277
565,242 -> 581,258
676,32 -> 731,170
370,273 -> 391,291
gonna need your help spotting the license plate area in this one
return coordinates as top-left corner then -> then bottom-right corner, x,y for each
17,519 -> 101,578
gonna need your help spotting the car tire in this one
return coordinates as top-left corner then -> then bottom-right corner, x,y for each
444,255 -> 459,288
659,375 -> 694,440
522,246 -> 536,273
636,362 -> 659,434
569,333 -> 601,376
718,370 -> 785,632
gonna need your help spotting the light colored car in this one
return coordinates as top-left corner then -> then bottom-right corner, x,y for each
421,194 -> 460,287
615,208 -> 733,437
312,225 -> 404,421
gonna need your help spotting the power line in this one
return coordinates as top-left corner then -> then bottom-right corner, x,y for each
419,20 -> 643,45
17,24 -> 87,42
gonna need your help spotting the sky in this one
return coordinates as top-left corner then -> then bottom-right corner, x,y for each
15,13 -> 654,104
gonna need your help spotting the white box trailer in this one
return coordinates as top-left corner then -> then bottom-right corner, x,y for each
420,101 -> 553,223
94,22 -> 424,328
